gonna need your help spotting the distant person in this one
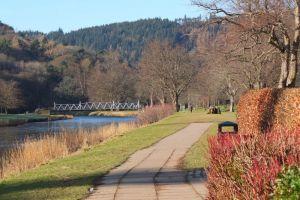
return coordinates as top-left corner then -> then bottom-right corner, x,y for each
184,103 -> 188,110
190,105 -> 193,113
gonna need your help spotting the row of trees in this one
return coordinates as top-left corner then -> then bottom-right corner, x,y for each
191,0 -> 299,111
59,43 -> 198,112
139,41 -> 198,111
0,42 -> 198,113
193,0 -> 299,86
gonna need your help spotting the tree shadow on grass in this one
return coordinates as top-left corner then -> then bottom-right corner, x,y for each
0,168 -> 207,198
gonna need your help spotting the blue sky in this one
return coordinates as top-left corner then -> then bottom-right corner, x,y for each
0,0 -> 203,33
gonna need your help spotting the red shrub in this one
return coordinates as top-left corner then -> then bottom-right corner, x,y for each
207,128 -> 300,199
137,104 -> 175,125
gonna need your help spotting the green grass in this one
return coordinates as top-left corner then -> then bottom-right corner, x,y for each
0,114 -> 72,127
0,114 -> 48,127
183,113 -> 236,170
182,124 -> 218,170
0,111 -> 236,200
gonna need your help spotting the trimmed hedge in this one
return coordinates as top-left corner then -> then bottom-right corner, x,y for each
237,88 -> 300,134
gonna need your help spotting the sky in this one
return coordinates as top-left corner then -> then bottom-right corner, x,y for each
0,0 -> 203,33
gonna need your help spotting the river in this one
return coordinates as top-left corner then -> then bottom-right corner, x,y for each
0,116 -> 135,150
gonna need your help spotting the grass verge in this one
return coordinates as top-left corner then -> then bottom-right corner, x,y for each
183,112 -> 236,170
0,111 -> 235,200
0,114 -> 72,127
182,124 -> 218,170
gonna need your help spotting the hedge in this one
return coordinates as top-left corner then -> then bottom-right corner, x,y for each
237,88 -> 300,134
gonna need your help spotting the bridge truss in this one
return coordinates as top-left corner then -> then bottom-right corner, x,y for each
53,101 -> 141,111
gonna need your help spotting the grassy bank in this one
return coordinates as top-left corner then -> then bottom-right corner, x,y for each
0,111 -> 235,200
0,123 -> 137,179
0,114 -> 47,127
0,114 -> 73,127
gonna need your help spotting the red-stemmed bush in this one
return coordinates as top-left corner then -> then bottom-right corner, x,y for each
137,104 -> 175,125
207,128 -> 300,199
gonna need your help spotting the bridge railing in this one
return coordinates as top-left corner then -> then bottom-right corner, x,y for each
53,101 -> 141,111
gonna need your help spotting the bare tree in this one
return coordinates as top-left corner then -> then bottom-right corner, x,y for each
193,0 -> 300,88
136,74 -> 166,106
196,25 -> 247,112
73,50 -> 93,97
0,80 -> 23,113
138,47 -> 168,106
221,25 -> 280,89
139,41 -> 198,111
87,52 -> 136,102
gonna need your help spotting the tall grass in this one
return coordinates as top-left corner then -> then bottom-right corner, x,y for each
0,104 -> 175,179
0,123 -> 137,179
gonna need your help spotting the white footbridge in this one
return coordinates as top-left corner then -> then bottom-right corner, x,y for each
53,101 -> 141,111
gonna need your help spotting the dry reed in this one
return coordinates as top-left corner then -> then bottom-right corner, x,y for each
0,122 -> 137,179
0,104 -> 174,179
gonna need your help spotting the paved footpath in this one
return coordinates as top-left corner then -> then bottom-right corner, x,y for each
87,123 -> 211,200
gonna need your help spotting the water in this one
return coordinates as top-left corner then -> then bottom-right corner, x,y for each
0,116 -> 135,150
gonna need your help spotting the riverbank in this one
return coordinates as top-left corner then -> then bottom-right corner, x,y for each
89,110 -> 139,117
0,114 -> 73,127
0,111 -> 235,200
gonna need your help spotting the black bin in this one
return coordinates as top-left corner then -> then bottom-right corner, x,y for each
218,121 -> 238,135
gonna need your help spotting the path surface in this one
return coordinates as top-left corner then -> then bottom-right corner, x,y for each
87,123 -> 211,200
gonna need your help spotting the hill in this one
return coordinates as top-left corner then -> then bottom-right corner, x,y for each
0,21 -> 126,111
46,18 -> 200,64
0,18 -> 202,112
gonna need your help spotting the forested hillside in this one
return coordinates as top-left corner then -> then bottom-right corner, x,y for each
0,18 -> 229,113
0,21 -> 140,112
46,18 -> 200,63
3,14 -> 296,114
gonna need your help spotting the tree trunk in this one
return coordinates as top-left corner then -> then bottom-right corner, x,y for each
229,96 -> 234,112
158,96 -> 165,105
278,52 -> 290,88
150,93 -> 154,107
286,1 -> 300,87
287,50 -> 298,87
278,32 -> 291,88
207,97 -> 211,108
174,94 -> 180,112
